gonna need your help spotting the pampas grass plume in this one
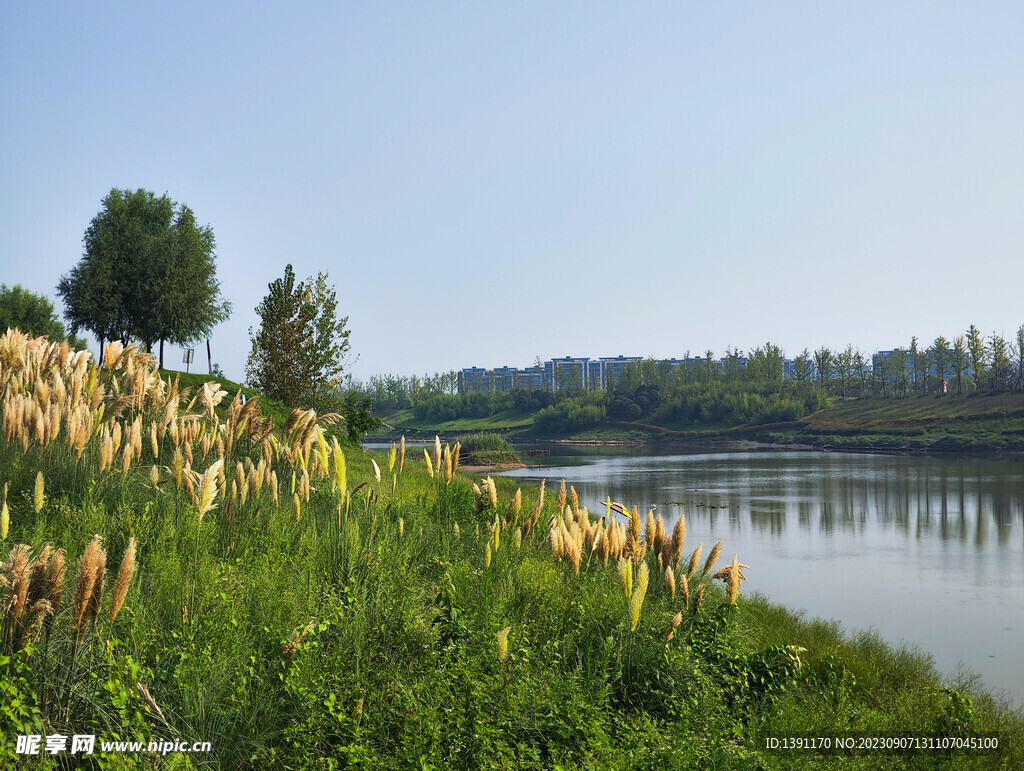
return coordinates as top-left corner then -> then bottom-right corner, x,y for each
34,472 -> 44,513
109,537 -> 137,622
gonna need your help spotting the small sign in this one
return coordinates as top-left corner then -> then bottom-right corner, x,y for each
184,348 -> 194,373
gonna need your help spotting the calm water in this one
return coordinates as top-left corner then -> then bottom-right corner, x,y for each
499,446 -> 1024,704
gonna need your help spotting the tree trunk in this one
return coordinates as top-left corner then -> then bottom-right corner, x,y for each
207,339 -> 212,375
99,337 -> 104,365
159,339 -> 165,370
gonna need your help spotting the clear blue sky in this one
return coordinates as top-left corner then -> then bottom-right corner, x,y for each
2,2 -> 1022,383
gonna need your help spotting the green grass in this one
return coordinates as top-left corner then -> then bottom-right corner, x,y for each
160,368 -> 294,433
378,390 -> 1024,452
770,391 -> 1024,451
373,408 -> 535,438
456,432 -> 521,465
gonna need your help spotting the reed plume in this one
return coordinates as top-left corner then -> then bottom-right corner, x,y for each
18,599 -> 53,649
687,544 -> 702,579
671,515 -> 685,568
702,540 -> 722,577
34,471 -> 44,513
399,435 -> 406,472
616,557 -> 633,599
665,563 -> 676,600
557,480 -> 566,513
680,576 -> 690,612
629,562 -> 649,631
692,583 -> 705,614
423,448 -> 434,478
484,477 -> 498,510
433,435 -> 442,473
4,544 -> 30,634
645,509 -> 655,547
109,537 -> 137,622
332,438 -> 346,493
44,548 -> 65,622
388,442 -> 396,473
1,484 -> 8,541
726,554 -> 740,605
665,610 -> 683,642
371,458 -> 381,484
80,538 -> 107,631
196,459 -> 223,522
497,626 -> 511,663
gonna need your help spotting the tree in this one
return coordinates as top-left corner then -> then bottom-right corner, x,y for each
813,347 -> 835,388
931,336 -> 950,395
247,265 -> 351,411
0,284 -> 85,347
793,349 -> 813,382
1015,326 -> 1024,391
952,336 -> 967,396
966,325 -> 985,390
57,188 -> 230,366
988,333 -> 1011,391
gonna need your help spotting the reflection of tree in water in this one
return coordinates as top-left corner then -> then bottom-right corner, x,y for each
506,451 -> 1024,548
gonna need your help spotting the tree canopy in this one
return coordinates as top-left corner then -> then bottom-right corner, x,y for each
246,265 -> 351,411
57,188 -> 230,365
0,284 -> 85,347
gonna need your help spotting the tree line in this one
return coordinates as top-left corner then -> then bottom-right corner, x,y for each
354,327 -> 1024,432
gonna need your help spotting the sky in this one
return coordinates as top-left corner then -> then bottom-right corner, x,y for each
2,2 -> 1023,384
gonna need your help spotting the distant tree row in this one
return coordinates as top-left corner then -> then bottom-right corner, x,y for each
356,326 -> 1024,432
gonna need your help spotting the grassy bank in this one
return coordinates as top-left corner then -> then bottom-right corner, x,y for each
2,332 -> 1022,768
375,391 -> 1024,453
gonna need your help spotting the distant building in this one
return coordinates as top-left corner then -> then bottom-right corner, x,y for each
597,356 -> 642,389
546,356 -> 590,391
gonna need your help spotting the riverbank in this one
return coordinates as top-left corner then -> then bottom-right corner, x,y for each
370,391 -> 1024,454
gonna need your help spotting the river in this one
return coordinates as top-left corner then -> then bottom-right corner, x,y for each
498,445 -> 1024,704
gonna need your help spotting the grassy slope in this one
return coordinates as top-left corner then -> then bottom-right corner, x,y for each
374,392 -> 1024,451
159,368 -> 294,431
373,408 -> 534,437
768,391 -> 1024,450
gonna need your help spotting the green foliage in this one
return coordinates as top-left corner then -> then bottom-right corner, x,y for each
534,395 -> 606,434
457,433 -> 519,465
56,188 -> 230,361
0,284 -> 85,348
246,265 -> 352,412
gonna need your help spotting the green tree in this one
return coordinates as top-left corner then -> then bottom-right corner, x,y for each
57,188 -> 229,365
247,265 -> 352,411
1015,326 -> 1024,391
952,336 -> 967,396
747,342 -> 783,385
966,325 -> 985,390
0,284 -> 85,347
889,348 -> 908,397
793,349 -> 813,382
988,333 -> 1010,391
932,336 -> 950,394
813,347 -> 834,388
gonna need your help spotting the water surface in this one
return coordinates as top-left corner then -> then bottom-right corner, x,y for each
500,446 -> 1024,703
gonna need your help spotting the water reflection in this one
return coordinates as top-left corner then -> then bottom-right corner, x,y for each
500,448 -> 1024,703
